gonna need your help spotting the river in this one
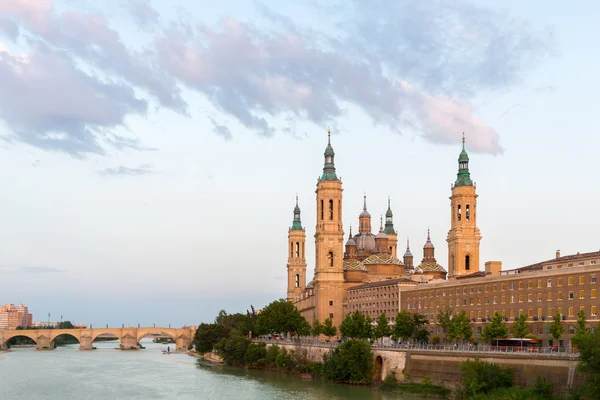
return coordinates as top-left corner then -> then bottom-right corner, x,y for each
0,339 -> 421,399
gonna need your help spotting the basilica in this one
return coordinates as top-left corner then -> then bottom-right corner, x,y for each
286,130 -> 481,326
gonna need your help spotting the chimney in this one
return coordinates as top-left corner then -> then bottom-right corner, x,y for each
485,261 -> 502,277
556,250 -> 561,259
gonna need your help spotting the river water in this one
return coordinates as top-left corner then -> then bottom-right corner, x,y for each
0,339 -> 419,399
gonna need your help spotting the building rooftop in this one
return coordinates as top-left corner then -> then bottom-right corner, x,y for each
348,277 -> 417,291
503,250 -> 600,274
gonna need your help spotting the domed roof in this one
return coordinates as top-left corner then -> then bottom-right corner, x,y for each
359,209 -> 371,218
404,248 -> 413,257
343,259 -> 366,271
346,237 -> 356,246
424,229 -> 434,249
306,280 -> 314,289
418,262 -> 446,272
353,233 -> 376,252
363,253 -> 404,266
375,230 -> 388,240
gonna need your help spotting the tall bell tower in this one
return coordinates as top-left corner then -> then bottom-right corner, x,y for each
313,129 -> 345,327
447,134 -> 482,279
287,195 -> 306,302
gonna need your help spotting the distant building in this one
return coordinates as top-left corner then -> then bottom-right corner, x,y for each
31,321 -> 59,328
0,304 -> 32,329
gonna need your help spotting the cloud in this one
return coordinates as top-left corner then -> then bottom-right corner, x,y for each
98,163 -> 155,176
154,3 -> 552,154
0,0 -> 553,156
0,42 -> 147,156
19,266 -> 62,274
125,1 -> 159,30
0,265 -> 62,274
208,118 -> 233,141
0,0 -> 183,155
0,17 -> 20,41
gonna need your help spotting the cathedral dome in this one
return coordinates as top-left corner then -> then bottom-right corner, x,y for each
346,236 -> 356,246
363,253 -> 404,266
375,230 -> 388,240
353,233 -> 376,252
418,262 -> 446,272
343,259 -> 366,271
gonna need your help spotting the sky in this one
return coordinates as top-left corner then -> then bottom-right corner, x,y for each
0,0 -> 599,328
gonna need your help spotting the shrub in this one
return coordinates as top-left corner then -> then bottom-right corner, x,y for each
431,335 -> 441,345
531,375 -> 553,398
322,339 -> 374,384
275,348 -> 297,371
460,359 -> 513,396
264,344 -> 280,367
244,342 -> 267,367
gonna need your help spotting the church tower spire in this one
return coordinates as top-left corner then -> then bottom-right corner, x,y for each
313,128 -> 344,326
358,193 -> 372,234
320,128 -> 338,181
384,196 -> 398,257
447,134 -> 482,279
403,238 -> 414,268
287,195 -> 306,302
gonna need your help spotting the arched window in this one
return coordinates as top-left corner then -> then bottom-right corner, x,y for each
465,255 -> 470,270
328,252 -> 334,267
466,204 -> 470,221
295,274 -> 300,288
290,242 -> 293,258
320,200 -> 324,220
458,205 -> 462,221
329,199 -> 334,220
301,243 -> 305,259
295,242 -> 300,257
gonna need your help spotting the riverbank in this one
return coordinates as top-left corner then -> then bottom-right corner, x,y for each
188,350 -> 224,363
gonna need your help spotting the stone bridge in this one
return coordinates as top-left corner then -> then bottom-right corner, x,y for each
0,327 -> 194,351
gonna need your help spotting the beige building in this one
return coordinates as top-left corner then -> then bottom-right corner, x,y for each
347,251 -> 599,346
0,304 -> 32,330
286,131 -> 598,347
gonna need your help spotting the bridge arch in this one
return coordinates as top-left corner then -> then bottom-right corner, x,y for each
50,330 -> 81,343
90,329 -> 123,343
2,333 -> 38,348
51,332 -> 81,348
1,331 -> 38,347
136,329 -> 177,343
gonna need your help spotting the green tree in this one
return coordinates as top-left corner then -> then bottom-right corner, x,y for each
322,339 -> 374,384
340,311 -> 372,340
548,312 -> 564,345
57,321 -> 75,329
297,318 -> 311,337
460,359 -> 514,396
193,323 -> 230,353
393,310 -> 413,342
311,320 -> 322,337
373,313 -> 391,342
572,323 -> 600,397
255,299 -> 309,337
435,307 -> 453,343
214,335 -> 251,365
448,310 -> 473,344
412,313 -> 429,344
575,309 -> 590,336
482,312 -> 508,346
512,313 -> 529,349
321,318 -> 337,340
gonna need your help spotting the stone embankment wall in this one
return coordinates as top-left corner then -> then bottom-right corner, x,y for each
406,351 -> 584,396
265,342 -> 583,395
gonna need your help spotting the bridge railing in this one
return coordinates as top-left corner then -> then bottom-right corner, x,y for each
252,338 -> 579,359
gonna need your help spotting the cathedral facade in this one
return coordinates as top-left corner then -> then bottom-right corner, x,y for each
287,131 -> 479,327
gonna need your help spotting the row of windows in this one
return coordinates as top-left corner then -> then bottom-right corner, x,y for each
411,289 -> 599,308
404,305 -> 598,319
406,274 -> 597,300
